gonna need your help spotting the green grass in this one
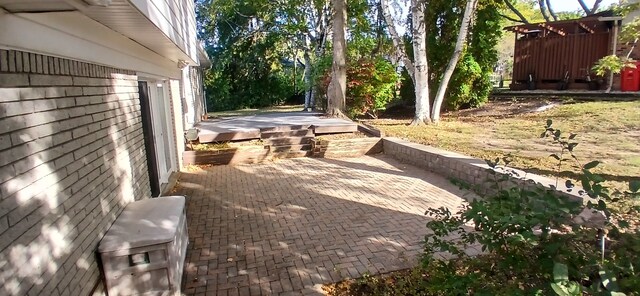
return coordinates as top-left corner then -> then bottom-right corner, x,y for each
208,105 -> 304,118
369,100 -> 640,190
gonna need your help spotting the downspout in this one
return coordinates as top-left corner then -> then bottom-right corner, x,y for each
607,20 -> 618,92
599,16 -> 625,92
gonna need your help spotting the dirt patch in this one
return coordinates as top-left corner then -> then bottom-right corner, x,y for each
454,99 -> 561,118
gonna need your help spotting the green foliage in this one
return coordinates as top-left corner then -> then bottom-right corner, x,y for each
345,58 -> 399,118
418,120 -> 640,295
312,36 -> 398,119
422,0 -> 502,110
196,0 -> 310,111
592,55 -> 637,77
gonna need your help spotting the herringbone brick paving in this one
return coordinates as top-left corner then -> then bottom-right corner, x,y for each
176,155 -> 474,295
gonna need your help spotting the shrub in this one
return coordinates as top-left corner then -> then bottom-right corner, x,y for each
421,120 -> 640,295
317,57 -> 400,119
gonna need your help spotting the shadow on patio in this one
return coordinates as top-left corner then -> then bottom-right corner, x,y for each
175,155 -> 476,295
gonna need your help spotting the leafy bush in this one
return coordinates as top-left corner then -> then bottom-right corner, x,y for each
345,58 -> 399,118
316,57 -> 399,119
421,120 -> 640,295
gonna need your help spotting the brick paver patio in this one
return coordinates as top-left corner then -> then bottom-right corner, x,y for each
176,155 -> 474,295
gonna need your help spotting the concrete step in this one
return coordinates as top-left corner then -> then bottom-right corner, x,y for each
270,144 -> 312,152
312,124 -> 358,135
261,129 -> 314,139
264,137 -> 313,146
260,125 -> 311,132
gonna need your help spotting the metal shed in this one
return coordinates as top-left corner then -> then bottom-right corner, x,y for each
506,14 -> 619,90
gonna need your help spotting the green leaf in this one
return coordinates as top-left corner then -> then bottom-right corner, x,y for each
599,268 -> 620,291
550,154 -> 561,160
546,119 -> 553,127
551,283 -> 567,296
630,180 -> 640,193
569,133 -> 577,140
583,161 -> 601,170
553,262 -> 569,282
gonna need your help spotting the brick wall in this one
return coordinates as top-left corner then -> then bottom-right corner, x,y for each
0,49 -> 151,295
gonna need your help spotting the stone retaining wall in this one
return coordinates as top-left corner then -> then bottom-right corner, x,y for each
383,137 -> 581,200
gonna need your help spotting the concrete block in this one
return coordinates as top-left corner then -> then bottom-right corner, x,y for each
0,73 -> 29,87
8,51 -> 16,72
56,97 -> 76,108
65,87 -> 83,97
33,98 -> 57,112
29,74 -> 73,86
0,215 -> 8,235
36,54 -> 43,73
52,131 -> 72,146
44,87 -> 66,98
42,55 -> 49,75
18,87 -> 46,100
1,101 -> 35,117
67,106 -> 87,118
29,53 -> 37,73
0,88 -> 20,102
15,51 -> 23,72
48,57 -> 55,75
63,59 -> 70,75
83,87 -> 107,96
0,50 -> 8,72
0,133 -> 11,151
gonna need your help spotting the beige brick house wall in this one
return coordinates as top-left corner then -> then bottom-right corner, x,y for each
0,49 -> 151,295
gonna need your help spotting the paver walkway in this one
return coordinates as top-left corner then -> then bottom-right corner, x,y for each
176,155 -> 474,295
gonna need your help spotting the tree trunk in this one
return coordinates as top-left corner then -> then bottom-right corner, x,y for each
410,0 -> 430,125
538,0 -> 551,22
380,0 -> 415,79
380,0 -> 429,124
303,34 -> 314,111
545,0 -> 558,21
327,0 -> 347,117
431,0 -> 478,123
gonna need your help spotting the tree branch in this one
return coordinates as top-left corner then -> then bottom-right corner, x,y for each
503,0 -> 530,24
500,13 -> 527,24
590,0 -> 603,15
577,0 -> 592,15
380,0 -> 415,79
546,0 -> 559,21
538,0 -> 551,22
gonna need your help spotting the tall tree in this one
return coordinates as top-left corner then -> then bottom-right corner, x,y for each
381,0 -> 431,125
327,0 -> 348,117
431,0 -> 479,122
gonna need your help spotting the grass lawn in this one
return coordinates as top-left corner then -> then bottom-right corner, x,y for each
367,99 -> 640,190
208,104 -> 304,118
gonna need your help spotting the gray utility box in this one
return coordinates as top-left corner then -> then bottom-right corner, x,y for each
98,196 -> 188,296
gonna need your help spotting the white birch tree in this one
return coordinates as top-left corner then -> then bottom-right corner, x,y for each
431,0 -> 479,123
381,0 -> 431,125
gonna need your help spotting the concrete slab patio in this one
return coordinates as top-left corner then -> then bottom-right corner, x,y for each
175,155 -> 476,295
195,112 -> 358,143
